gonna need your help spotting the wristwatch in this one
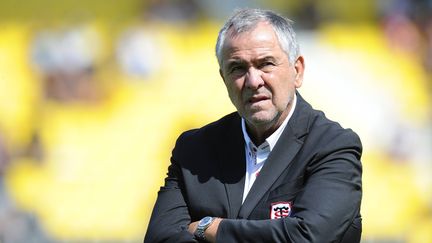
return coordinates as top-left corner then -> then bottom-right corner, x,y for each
194,216 -> 214,241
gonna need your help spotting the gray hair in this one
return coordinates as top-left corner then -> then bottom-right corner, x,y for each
215,8 -> 300,66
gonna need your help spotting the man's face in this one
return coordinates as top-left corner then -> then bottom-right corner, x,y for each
219,21 -> 304,131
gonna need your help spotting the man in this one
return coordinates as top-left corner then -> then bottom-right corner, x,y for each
145,8 -> 362,243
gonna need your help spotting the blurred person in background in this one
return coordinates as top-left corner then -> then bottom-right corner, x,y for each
0,132 -> 52,243
379,0 -> 432,81
145,8 -> 362,243
31,25 -> 102,103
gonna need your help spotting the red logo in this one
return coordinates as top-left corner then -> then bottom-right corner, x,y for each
270,201 -> 292,219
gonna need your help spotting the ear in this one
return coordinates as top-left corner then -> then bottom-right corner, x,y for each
293,55 -> 305,88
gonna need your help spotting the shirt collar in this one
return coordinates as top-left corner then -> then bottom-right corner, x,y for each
241,94 -> 297,152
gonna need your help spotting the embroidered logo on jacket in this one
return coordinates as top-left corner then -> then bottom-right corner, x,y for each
270,201 -> 292,219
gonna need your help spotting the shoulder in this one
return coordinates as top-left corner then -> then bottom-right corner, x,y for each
295,94 -> 362,153
174,112 -> 241,150
311,109 -> 361,149
303,109 -> 363,165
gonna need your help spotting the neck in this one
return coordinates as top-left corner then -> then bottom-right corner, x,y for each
246,126 -> 271,146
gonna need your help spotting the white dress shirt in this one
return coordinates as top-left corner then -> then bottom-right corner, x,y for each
241,94 -> 297,203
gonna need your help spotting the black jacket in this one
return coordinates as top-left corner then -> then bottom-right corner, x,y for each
145,93 -> 362,243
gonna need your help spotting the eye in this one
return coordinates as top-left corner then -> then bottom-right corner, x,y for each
229,65 -> 246,75
259,61 -> 275,71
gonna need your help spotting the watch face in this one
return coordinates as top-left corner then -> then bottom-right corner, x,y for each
199,216 -> 213,227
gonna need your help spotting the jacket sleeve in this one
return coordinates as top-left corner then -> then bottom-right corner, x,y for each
144,134 -> 197,243
216,130 -> 362,243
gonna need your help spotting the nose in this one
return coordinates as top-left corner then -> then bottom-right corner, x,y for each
244,67 -> 264,90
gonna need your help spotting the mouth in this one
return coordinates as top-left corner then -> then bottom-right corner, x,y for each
248,95 -> 270,104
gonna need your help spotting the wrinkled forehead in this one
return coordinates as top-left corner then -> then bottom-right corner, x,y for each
221,22 -> 281,59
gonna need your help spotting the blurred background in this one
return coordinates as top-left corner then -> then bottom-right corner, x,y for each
0,0 -> 431,242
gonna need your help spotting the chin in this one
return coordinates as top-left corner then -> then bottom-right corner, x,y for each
247,112 -> 276,126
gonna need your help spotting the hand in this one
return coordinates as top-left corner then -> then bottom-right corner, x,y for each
188,221 -> 199,234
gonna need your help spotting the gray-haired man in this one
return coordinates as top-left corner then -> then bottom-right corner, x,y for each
145,8 -> 362,243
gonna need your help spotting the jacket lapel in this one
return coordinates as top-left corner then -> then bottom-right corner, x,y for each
217,113 -> 246,219
237,93 -> 312,219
